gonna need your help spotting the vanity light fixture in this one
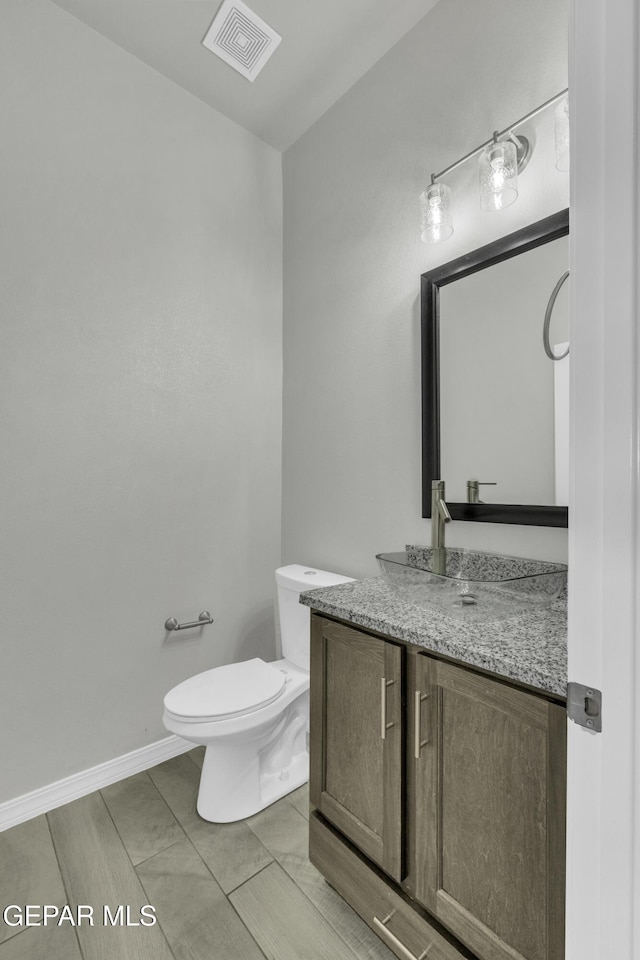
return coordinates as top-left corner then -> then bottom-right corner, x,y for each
421,88 -> 568,243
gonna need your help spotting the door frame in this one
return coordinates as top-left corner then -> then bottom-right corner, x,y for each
567,1 -> 639,957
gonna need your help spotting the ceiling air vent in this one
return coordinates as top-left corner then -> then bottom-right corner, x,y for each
202,0 -> 281,82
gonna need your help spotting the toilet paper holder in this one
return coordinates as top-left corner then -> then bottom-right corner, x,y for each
165,611 -> 214,631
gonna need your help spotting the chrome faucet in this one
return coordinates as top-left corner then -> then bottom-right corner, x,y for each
431,480 -> 452,575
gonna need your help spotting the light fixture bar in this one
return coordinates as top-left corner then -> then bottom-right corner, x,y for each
431,88 -> 569,183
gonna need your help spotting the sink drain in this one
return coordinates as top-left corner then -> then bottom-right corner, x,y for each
459,593 -> 478,605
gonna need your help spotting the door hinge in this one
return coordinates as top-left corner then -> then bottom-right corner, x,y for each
567,682 -> 602,732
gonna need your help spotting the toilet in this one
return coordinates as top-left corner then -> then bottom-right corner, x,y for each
162,564 -> 353,823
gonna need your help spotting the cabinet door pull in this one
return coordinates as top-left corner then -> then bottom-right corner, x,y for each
381,677 -> 395,740
414,690 -> 430,759
373,913 -> 432,959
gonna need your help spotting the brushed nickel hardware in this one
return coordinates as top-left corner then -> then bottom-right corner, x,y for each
431,480 -> 451,575
373,912 -> 432,960
380,677 -> 395,740
164,611 -> 213,632
543,271 -> 570,360
567,681 -> 602,732
467,479 -> 497,504
414,690 -> 430,759
430,88 -> 567,186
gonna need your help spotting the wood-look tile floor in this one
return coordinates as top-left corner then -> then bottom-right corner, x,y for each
0,749 -> 395,960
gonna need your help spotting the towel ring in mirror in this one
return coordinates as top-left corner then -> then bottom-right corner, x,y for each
543,270 -> 570,360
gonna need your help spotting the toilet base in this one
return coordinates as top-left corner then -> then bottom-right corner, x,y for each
196,743 -> 309,823
257,749 -> 309,809
194,683 -> 310,823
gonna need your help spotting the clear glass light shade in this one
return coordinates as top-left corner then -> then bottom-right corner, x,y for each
478,138 -> 518,211
420,182 -> 453,243
555,96 -> 569,172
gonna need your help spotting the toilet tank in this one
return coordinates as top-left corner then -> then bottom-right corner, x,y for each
275,565 -> 354,671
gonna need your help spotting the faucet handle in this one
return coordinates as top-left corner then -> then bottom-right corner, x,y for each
467,480 -> 497,504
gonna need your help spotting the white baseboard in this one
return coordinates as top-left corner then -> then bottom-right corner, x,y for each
0,735 -> 193,832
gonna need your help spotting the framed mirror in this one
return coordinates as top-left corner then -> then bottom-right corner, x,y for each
421,208 -> 569,527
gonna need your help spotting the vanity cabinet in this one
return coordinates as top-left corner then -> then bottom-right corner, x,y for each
308,617 -> 403,880
309,613 -> 567,960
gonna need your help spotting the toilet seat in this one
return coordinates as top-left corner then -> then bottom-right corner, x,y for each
163,658 -> 286,723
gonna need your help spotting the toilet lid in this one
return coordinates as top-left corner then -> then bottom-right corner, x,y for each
163,658 -> 287,722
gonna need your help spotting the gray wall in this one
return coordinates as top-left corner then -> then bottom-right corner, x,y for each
282,0 -> 569,580
0,0 -> 283,802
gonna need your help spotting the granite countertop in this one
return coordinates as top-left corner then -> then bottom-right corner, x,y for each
300,577 -> 567,698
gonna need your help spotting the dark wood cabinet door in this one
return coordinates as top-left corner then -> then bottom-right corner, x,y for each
409,652 -> 566,960
309,616 -> 403,880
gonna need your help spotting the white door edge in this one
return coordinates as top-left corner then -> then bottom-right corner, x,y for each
567,1 -> 640,957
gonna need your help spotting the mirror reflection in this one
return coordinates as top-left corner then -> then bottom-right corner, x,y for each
440,235 -> 569,506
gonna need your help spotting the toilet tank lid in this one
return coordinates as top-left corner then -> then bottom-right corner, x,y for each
275,564 -> 355,591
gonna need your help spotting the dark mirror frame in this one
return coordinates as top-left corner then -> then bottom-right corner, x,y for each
421,208 -> 569,527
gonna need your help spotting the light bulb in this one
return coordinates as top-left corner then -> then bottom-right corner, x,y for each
420,182 -> 453,243
479,139 -> 518,211
490,156 -> 506,190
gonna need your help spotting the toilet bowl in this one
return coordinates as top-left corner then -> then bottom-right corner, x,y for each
162,564 -> 353,822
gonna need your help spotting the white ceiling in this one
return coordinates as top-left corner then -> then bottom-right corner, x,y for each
50,0 -> 441,151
